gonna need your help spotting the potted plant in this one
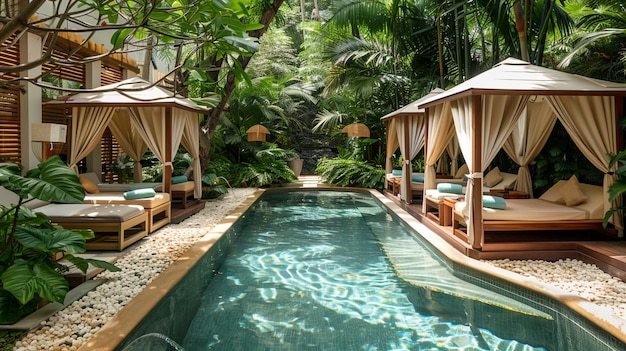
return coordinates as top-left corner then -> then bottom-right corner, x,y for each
285,150 -> 304,178
0,156 -> 119,324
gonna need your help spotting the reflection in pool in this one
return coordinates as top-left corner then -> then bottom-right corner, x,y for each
181,190 -> 554,350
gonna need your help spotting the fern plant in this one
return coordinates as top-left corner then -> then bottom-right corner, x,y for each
232,151 -> 297,187
316,158 -> 385,190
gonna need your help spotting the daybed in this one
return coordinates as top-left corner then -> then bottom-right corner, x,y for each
1,186 -> 149,251
83,192 -> 170,233
28,201 -> 149,251
452,177 -> 610,234
424,167 -> 518,219
170,179 -> 196,208
79,173 -> 171,233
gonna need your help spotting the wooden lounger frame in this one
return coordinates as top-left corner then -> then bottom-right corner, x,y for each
146,201 -> 170,233
52,212 -> 149,251
172,187 -> 194,208
452,210 -> 616,239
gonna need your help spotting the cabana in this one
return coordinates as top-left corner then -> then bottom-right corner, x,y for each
381,89 -> 443,203
419,57 -> 626,250
47,77 -> 210,200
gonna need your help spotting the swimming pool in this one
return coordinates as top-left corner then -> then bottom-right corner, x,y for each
97,189 -> 626,350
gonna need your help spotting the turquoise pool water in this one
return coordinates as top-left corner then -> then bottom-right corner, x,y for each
181,190 -> 552,350
118,189 -> 626,351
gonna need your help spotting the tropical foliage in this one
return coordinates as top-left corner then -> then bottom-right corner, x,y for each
316,158 -> 385,190
0,157 -> 119,324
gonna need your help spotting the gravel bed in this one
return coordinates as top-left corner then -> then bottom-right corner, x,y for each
11,188 -> 626,349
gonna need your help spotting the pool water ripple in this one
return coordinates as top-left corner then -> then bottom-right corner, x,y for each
181,191 -> 550,350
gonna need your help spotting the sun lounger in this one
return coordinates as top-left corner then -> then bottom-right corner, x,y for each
171,181 -> 196,208
83,192 -> 171,233
28,201 -> 148,251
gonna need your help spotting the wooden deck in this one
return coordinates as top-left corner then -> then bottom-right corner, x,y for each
385,191 -> 626,281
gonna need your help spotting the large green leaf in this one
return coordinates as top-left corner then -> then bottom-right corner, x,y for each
1,260 -> 68,304
64,254 -> 121,274
0,288 -> 38,325
4,156 -> 84,203
14,226 -> 86,254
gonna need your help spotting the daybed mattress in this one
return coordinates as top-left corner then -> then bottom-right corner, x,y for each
454,198 -> 602,221
97,183 -> 163,192
84,192 -> 170,208
171,181 -> 194,192
34,204 -> 145,223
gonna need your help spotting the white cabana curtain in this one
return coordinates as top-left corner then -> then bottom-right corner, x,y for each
385,118 -> 399,173
129,106 -> 167,163
180,111 -> 202,199
503,99 -> 557,197
451,95 -> 529,247
396,114 -> 425,201
69,106 -> 116,172
422,103 -> 455,212
446,135 -> 461,176
424,103 -> 455,191
546,95 -> 623,231
108,111 -> 149,183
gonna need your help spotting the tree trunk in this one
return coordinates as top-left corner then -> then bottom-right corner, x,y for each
199,0 -> 285,173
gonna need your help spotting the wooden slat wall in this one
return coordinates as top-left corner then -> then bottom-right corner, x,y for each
0,33 -> 131,167
101,64 -> 122,86
0,35 -> 20,163
41,48 -> 86,86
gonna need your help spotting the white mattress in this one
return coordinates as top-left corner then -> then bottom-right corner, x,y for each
455,199 -> 597,221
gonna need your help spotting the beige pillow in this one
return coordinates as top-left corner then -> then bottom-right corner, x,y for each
483,167 -> 504,187
454,164 -> 469,179
79,175 -> 100,194
559,175 -> 588,206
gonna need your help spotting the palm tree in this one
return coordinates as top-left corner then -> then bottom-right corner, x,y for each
559,0 -> 626,80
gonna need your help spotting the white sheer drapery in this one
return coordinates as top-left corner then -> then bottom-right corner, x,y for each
395,114 -> 425,201
180,111 -> 202,199
69,106 -> 116,171
385,118 -> 399,173
446,136 -> 460,176
108,110 -> 149,183
128,106 -> 184,191
547,95 -> 622,231
503,99 -> 557,197
451,95 -> 529,247
422,103 -> 455,213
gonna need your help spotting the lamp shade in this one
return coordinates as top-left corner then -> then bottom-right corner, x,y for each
31,123 -> 67,143
246,124 -> 270,142
341,123 -> 370,138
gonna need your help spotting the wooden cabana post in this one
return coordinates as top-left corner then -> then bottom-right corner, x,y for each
470,94 -> 484,250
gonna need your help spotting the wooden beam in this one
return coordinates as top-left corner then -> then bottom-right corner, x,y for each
163,108 -> 173,194
471,95 -> 483,250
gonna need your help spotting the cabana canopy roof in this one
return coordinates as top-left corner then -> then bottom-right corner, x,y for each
419,57 -> 626,109
381,88 -> 445,120
52,76 -> 211,113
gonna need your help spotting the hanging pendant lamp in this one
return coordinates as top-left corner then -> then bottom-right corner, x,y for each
246,124 -> 270,142
342,123 -> 370,138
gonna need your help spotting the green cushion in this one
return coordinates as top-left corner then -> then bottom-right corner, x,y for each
436,183 -> 463,194
483,195 -> 507,209
411,175 -> 424,183
123,188 -> 156,200
392,169 -> 402,176
172,175 -> 188,184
